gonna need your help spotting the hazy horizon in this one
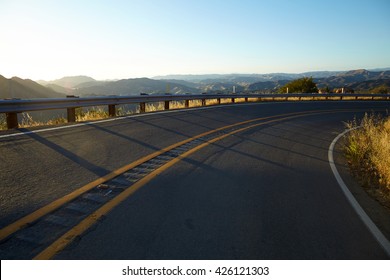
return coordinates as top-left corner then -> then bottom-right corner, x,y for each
1,0 -> 389,81
3,67 -> 390,83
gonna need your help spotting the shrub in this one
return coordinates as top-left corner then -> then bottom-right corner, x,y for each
279,77 -> 318,93
345,113 -> 390,207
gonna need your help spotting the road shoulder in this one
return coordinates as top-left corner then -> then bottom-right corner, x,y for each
333,136 -> 390,242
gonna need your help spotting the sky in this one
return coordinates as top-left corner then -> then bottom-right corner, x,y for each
1,0 -> 389,80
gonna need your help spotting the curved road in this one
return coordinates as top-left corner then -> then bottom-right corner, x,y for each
0,101 -> 389,259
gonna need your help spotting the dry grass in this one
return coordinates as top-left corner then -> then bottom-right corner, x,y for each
0,114 -> 7,130
19,113 -> 67,128
75,107 -> 108,122
18,107 -> 110,128
143,99 -> 217,112
143,101 -> 188,112
2,107 -> 111,129
345,113 -> 390,208
206,99 -> 220,106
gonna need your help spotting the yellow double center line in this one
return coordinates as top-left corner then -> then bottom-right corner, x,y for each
0,109 -> 354,259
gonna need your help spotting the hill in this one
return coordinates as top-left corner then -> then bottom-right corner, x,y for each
200,82 -> 245,93
75,80 -> 111,89
38,76 -> 96,89
316,69 -> 390,87
74,77 -> 200,96
247,80 -> 290,92
349,79 -> 390,93
0,75 -> 66,99
45,84 -> 75,94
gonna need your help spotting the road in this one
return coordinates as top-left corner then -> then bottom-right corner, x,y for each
1,101 -> 389,259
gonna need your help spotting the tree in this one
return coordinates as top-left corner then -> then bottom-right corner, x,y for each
278,77 -> 318,93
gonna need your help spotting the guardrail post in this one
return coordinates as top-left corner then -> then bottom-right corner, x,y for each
66,95 -> 78,123
202,99 -> 206,107
67,108 -> 76,123
185,100 -> 189,108
108,104 -> 116,117
164,100 -> 170,110
245,97 -> 248,102
140,102 -> 146,113
217,98 -> 221,105
6,112 -> 18,129
231,98 -> 235,103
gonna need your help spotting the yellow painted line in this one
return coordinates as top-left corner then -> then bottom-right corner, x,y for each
0,150 -> 171,242
34,109 -> 354,260
1,109 -> 355,244
1,110 -> 313,242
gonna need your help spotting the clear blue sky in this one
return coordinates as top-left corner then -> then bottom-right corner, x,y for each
1,0 -> 389,80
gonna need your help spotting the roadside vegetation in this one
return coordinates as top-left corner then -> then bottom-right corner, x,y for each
19,113 -> 67,128
0,108 -> 111,130
345,113 -> 390,208
75,107 -> 109,122
278,77 -> 318,93
371,85 -> 390,94
0,114 -> 6,130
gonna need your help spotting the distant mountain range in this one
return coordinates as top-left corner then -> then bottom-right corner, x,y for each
69,69 -> 389,95
153,71 -> 344,82
1,68 -> 390,100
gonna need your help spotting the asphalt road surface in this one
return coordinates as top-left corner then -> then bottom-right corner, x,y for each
1,101 -> 389,259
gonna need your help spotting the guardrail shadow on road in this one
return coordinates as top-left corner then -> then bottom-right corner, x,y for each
85,123 -> 162,152
233,129 -> 329,165
18,128 -> 110,177
176,110 -> 241,128
130,117 -> 194,140
162,112 -> 225,132
257,123 -> 334,152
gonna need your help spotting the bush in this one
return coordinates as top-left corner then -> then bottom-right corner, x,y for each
279,77 -> 318,93
345,113 -> 390,207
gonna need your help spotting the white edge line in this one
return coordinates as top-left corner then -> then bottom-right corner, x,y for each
328,127 -> 390,257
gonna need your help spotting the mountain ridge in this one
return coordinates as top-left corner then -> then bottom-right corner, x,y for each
74,77 -> 200,96
0,75 -> 66,99
37,76 -> 96,89
152,71 -> 343,81
316,70 -> 390,89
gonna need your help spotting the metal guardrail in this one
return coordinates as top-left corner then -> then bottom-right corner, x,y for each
1,93 -> 390,129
